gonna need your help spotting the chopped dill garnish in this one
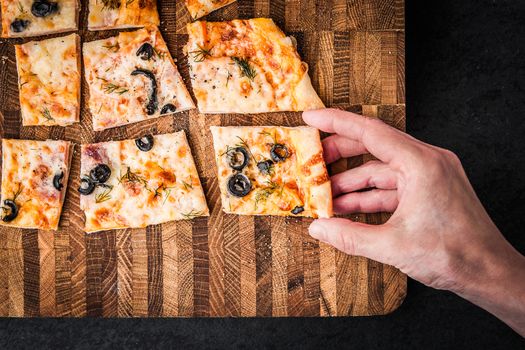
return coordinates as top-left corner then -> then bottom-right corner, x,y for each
226,69 -> 232,87
181,209 -> 205,220
119,167 -> 149,190
98,78 -> 128,95
12,183 -> 22,201
153,47 -> 167,60
125,0 -> 134,6
235,136 -> 257,162
95,185 -> 113,203
254,181 -> 280,210
232,57 -> 257,81
259,130 -> 278,144
17,1 -> 25,13
162,188 -> 172,205
41,107 -> 54,121
181,179 -> 193,191
102,42 -> 120,52
190,45 -> 213,63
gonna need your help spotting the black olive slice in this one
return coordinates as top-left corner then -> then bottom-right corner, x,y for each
160,103 -> 176,115
227,147 -> 249,171
10,18 -> 30,33
2,200 -> 19,222
135,135 -> 154,152
291,206 -> 304,215
90,164 -> 111,184
270,144 -> 289,162
257,160 -> 274,175
136,43 -> 154,60
78,177 -> 95,195
31,1 -> 58,18
131,69 -> 158,115
53,171 -> 64,191
227,174 -> 252,198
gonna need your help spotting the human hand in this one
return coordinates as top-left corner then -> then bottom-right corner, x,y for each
303,109 -> 525,335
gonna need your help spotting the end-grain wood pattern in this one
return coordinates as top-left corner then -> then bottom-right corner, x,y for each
0,0 -> 406,317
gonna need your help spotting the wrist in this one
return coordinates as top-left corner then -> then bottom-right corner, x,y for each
452,240 -> 525,334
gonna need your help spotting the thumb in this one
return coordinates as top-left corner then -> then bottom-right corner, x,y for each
309,218 -> 387,261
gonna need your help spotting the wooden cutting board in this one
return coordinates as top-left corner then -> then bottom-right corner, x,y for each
0,0 -> 406,317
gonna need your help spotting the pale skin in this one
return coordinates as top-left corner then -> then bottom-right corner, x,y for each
303,109 -> 525,337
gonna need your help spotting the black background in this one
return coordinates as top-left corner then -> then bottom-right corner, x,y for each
1,0 -> 525,349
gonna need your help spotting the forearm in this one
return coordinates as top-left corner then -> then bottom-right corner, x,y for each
454,242 -> 525,336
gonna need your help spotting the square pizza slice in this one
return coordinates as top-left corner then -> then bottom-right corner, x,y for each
15,33 -> 80,126
87,0 -> 159,31
1,0 -> 78,38
83,26 -> 194,131
186,18 -> 325,114
185,0 -> 237,20
79,131 -> 209,233
211,126 -> 332,218
0,139 -> 73,230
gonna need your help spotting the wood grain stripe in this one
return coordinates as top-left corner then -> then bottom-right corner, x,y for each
8,240 -> 24,317
207,172 -> 225,317
161,222 -> 178,317
381,31 -> 399,104
0,246 -> 8,316
132,228 -> 148,317
86,233 -> 103,317
177,221 -> 194,317
302,220 -> 320,317
239,216 -> 256,316
286,218 -> 304,317
223,213 -> 240,316
269,0 -> 286,28
349,31 -> 366,104
39,230 -> 56,317
101,231 -> 117,317
116,229 -> 133,317
237,0 -> 254,18
319,242 -> 336,317
255,216 -> 272,316
397,33 -> 406,104
23,230 -> 39,317
365,32 -> 382,105
193,216 -> 210,317
271,216 -> 288,317
254,0 -> 270,17
332,31 -> 351,108
147,225 -> 163,317
284,0 -> 300,32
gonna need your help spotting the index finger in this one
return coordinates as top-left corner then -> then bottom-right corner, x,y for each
303,108 -> 416,165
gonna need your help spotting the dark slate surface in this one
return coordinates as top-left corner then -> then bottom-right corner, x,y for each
1,0 -> 524,348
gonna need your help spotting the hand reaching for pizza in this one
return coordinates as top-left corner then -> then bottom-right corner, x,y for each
303,108 -> 525,336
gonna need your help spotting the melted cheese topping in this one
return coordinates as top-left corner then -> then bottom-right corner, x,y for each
80,132 -> 209,233
211,126 -> 332,218
1,0 -> 77,37
185,0 -> 236,19
0,139 -> 72,230
186,18 -> 324,114
83,26 -> 194,131
15,34 -> 80,126
87,0 -> 159,30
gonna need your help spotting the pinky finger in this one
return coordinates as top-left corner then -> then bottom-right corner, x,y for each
333,189 -> 399,214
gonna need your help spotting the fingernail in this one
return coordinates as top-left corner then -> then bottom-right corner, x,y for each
309,221 -> 326,240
